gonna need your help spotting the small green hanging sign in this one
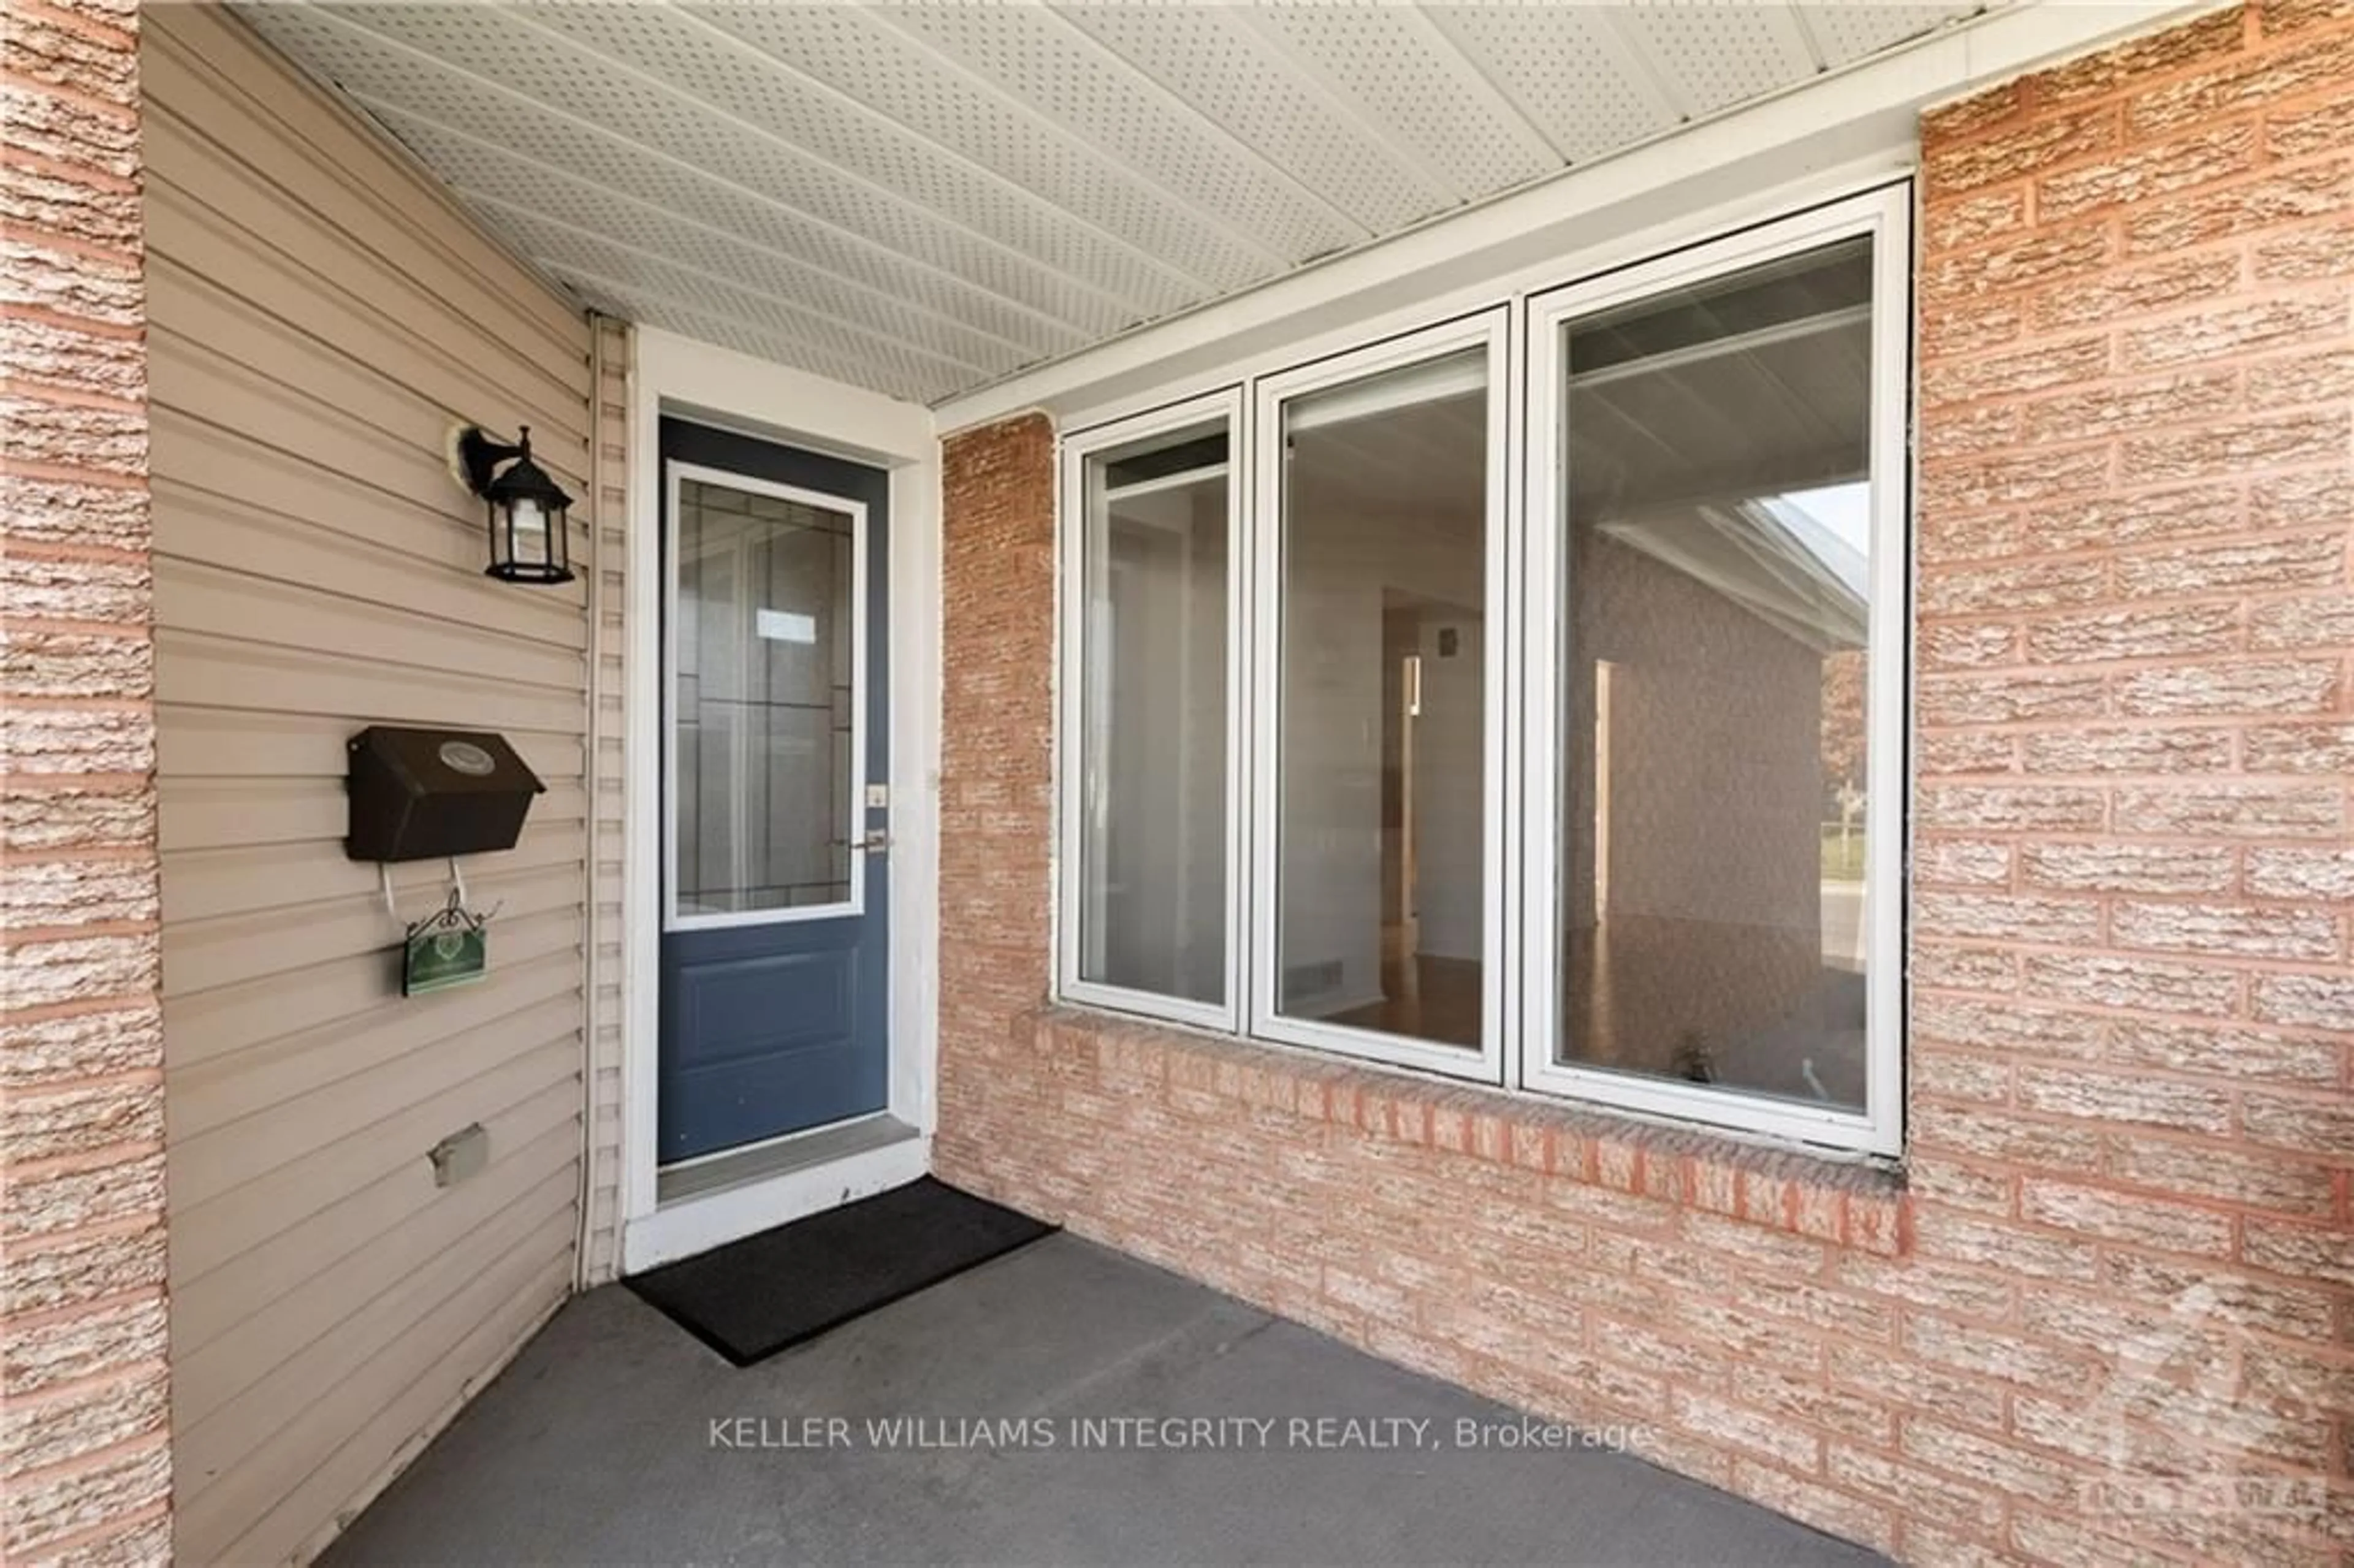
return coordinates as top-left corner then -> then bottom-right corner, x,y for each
402,896 -> 489,997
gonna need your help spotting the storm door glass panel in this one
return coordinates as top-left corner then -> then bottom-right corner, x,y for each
672,476 -> 855,919
1076,419 -> 1229,1005
1558,236 -> 1875,1112
1275,348 -> 1488,1050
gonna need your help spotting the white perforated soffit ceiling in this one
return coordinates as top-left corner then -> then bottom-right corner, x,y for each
237,2 -> 1991,407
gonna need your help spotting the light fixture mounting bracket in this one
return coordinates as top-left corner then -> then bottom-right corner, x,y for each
453,425 -> 525,498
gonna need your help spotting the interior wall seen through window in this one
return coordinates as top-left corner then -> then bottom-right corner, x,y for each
1276,348 -> 1488,1052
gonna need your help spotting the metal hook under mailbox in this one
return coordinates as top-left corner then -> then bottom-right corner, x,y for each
381,859 -> 472,923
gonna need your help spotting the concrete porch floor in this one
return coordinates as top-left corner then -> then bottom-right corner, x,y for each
324,1233 -> 1885,1566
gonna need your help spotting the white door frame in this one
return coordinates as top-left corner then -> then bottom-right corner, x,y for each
620,326 -> 940,1274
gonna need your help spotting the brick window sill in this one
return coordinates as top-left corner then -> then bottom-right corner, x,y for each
1034,1003 -> 1913,1258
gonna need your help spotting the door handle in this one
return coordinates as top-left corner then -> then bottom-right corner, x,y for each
832,830 -> 891,853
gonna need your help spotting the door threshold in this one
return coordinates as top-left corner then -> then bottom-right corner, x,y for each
658,1107 -> 894,1181
625,1116 -> 926,1275
658,1112 -> 913,1206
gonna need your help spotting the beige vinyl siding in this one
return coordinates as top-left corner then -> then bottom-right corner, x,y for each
146,7 -> 601,1562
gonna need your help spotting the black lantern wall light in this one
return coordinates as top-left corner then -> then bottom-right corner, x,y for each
450,424 -> 576,584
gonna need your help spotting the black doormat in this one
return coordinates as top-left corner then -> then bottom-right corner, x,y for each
627,1177 -> 1054,1367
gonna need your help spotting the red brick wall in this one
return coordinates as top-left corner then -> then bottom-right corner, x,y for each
936,7 -> 2354,1565
1,0 -> 171,1561
935,414 -> 1059,1068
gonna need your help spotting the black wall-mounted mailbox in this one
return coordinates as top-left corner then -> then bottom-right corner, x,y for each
346,726 -> 545,862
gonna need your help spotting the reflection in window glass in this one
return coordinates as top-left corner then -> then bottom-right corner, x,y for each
1076,421 -> 1229,1005
1559,237 -> 1874,1111
674,478 -> 854,916
1277,349 -> 1488,1049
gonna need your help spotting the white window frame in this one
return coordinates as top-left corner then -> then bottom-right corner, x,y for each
661,459 -> 870,934
1517,184 -> 1910,1156
1248,311 -> 1512,1084
1055,388 -> 1247,1034
1045,185 -> 1910,1160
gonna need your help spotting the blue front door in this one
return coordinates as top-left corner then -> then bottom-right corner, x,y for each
658,418 -> 890,1164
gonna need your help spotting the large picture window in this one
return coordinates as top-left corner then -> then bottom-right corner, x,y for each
1057,188 -> 1906,1155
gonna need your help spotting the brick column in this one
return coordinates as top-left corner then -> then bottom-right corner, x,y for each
931,413 -> 1059,1188
2,0 -> 170,1561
